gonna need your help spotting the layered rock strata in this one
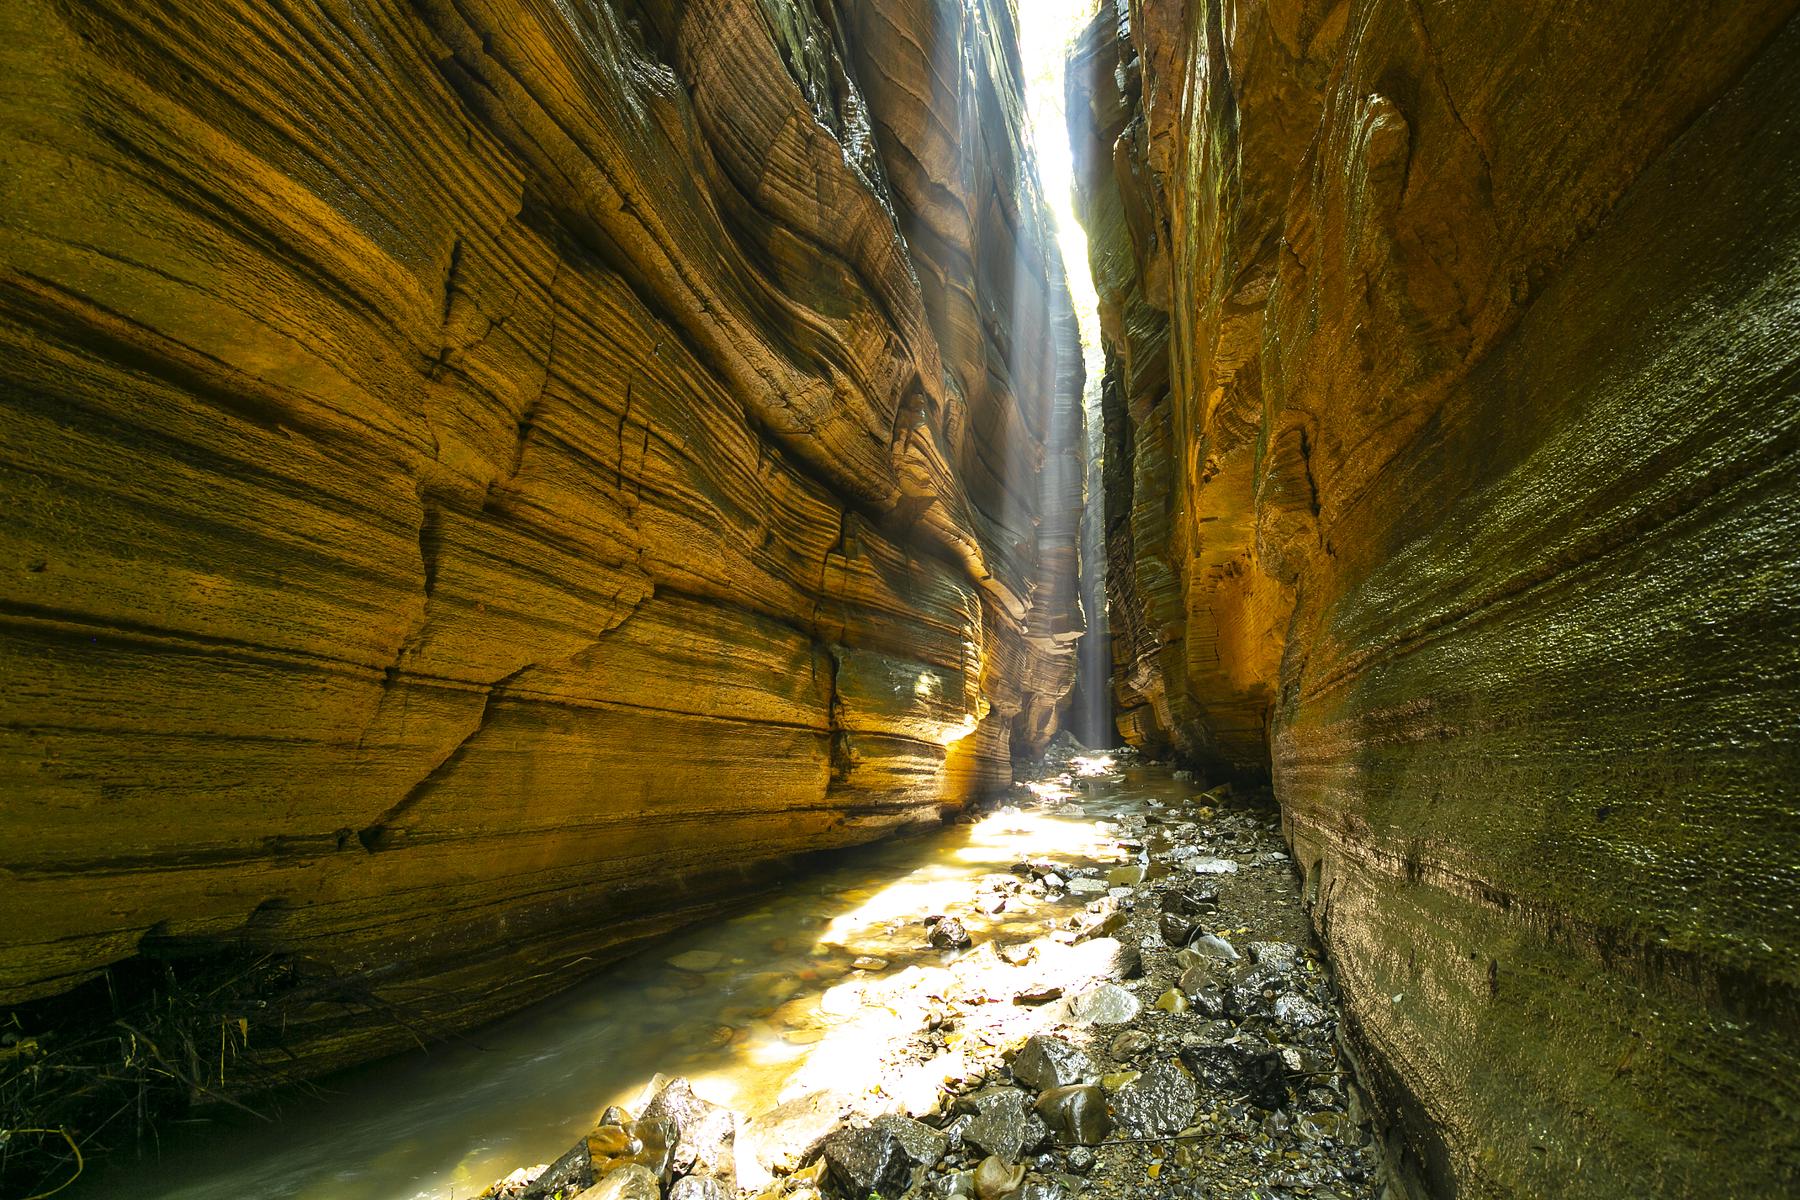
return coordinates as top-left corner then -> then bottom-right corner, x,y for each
1072,0 -> 1799,1194
0,0 -> 1082,1078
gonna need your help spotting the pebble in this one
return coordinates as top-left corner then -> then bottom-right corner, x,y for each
1108,1029 -> 1153,1060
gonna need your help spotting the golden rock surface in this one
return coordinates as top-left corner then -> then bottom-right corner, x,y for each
0,0 -> 1082,1074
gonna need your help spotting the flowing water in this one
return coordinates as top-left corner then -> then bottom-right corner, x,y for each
81,759 -> 1212,1200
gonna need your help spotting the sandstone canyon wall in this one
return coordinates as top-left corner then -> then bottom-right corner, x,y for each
1072,0 -> 1799,1195
0,0 -> 1083,1079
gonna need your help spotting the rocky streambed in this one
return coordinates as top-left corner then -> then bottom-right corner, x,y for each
474,749 -> 1389,1200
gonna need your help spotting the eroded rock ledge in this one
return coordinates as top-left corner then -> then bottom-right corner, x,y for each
0,0 -> 1082,1086
1070,0 -> 1799,1195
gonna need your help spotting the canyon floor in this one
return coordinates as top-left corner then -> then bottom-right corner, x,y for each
82,749 -> 1388,1200
477,749 -> 1388,1200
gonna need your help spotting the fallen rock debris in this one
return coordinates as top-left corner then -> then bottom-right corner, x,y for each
478,747 -> 1387,1200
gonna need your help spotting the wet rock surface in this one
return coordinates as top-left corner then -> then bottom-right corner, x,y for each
1068,2 -> 1800,1195
472,751 -> 1386,1200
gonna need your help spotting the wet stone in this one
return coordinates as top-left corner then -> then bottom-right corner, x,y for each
973,1156 -> 1025,1200
1065,1146 -> 1096,1174
960,1087 -> 1049,1163
1190,858 -> 1240,875
1161,886 -> 1219,916
1180,1041 -> 1293,1110
577,1165 -> 661,1200
520,1140 -> 599,1199
927,916 -> 973,950
1158,911 -> 1197,948
1189,987 -> 1229,1019
667,1175 -> 729,1200
872,1114 -> 949,1170
1275,993 -> 1329,1028
1110,1061 -> 1198,1138
1066,878 -> 1107,897
1016,1176 -> 1065,1200
821,1126 -> 914,1200
1228,966 -> 1286,1018
1010,1036 -> 1095,1091
1033,1085 -> 1109,1146
642,1078 -> 737,1187
1250,941 -> 1300,973
853,956 -> 890,972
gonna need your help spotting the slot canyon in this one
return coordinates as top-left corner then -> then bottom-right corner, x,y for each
0,1 -> 1794,1198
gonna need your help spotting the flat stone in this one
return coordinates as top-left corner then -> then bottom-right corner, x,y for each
1063,937 -> 1140,981
1064,983 -> 1140,1027
1011,985 -> 1062,1005
1066,878 -> 1107,897
1190,858 -> 1240,875
739,1091 -> 853,1187
1189,933 -> 1240,962
1108,1029 -> 1152,1060
667,950 -> 724,973
853,956 -> 890,972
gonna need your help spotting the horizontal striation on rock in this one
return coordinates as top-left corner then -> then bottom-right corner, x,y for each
1073,0 -> 1798,1194
0,0 -> 1083,1080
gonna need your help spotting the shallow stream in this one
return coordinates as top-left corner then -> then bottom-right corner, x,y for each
83,759 -> 1210,1200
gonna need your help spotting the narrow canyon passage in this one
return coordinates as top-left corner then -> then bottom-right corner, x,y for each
1,1 -> 1796,1199
81,755 -> 1382,1200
